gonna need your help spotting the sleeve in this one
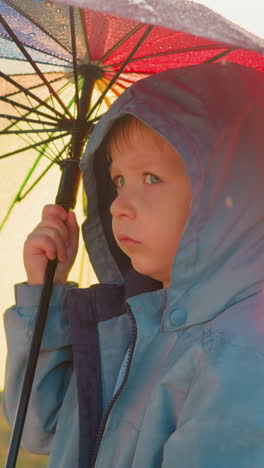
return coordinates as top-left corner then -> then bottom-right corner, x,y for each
162,327 -> 264,468
2,282 -> 77,454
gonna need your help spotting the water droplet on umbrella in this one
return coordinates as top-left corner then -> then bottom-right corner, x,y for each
225,195 -> 233,208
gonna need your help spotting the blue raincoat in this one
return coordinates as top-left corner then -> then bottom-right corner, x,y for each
3,62 -> 264,467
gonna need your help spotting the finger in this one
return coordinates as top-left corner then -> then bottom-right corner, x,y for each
63,211 -> 79,251
66,210 -> 78,228
40,215 -> 70,246
42,204 -> 67,222
29,227 -> 68,263
66,211 -> 79,239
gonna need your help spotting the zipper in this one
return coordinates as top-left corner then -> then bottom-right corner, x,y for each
89,304 -> 138,467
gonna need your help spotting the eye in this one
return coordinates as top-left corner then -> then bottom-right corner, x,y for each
144,173 -> 161,184
113,175 -> 125,188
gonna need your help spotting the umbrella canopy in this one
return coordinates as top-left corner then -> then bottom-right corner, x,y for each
56,0 -> 264,50
1,0 -> 264,229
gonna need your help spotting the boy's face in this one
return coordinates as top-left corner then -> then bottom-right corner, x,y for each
108,121 -> 192,287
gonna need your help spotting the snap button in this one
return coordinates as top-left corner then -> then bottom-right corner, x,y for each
169,307 -> 187,328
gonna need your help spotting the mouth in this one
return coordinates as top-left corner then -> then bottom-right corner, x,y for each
116,234 -> 141,247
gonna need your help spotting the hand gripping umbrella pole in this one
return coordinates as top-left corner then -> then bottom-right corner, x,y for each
5,159 -> 81,468
4,57 -> 101,467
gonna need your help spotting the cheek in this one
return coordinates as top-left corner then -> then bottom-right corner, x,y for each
147,200 -> 190,252
111,218 -> 120,245
111,217 -> 116,234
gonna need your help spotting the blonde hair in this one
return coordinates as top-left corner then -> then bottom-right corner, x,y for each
105,114 -> 169,165
105,115 -> 144,163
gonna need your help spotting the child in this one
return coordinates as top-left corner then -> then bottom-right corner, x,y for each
3,62 -> 264,467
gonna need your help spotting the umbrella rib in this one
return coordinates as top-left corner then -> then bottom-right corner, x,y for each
89,115 -> 101,125
1,78 -> 75,161
21,93 -> 63,158
104,43 -> 231,67
18,159 -> 58,200
0,77 -> 73,144
39,83 -> 77,159
100,77 -> 123,97
80,10 -> 91,62
0,158 -> 57,231
105,70 -> 152,77
0,83 -> 69,154
1,86 -> 77,161
21,147 -> 70,201
1,78 -> 71,129
0,71 -> 68,121
2,0 -> 74,60
0,13 -> 74,119
0,136 -> 70,230
0,132 -> 69,159
0,114 -> 58,126
87,25 -> 154,119
69,7 -> 80,116
20,145 -> 69,200
0,96 -> 59,123
98,23 -> 145,65
0,97 -> 61,161
4,73 -> 66,99
102,73 -> 134,89
0,45 -> 72,67
95,80 -> 114,110
3,94 -> 58,160
203,48 -> 236,62
0,128 -> 65,134
59,88 -> 78,153
2,119 -> 60,161
87,82 -> 106,120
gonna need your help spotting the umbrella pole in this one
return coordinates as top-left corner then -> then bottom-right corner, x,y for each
4,64 -> 99,468
4,160 -> 81,468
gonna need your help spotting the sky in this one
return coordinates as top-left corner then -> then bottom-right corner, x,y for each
201,0 -> 264,39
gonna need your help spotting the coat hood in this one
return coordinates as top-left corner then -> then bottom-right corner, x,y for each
80,62 -> 264,329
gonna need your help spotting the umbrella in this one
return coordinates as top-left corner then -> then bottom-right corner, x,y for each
1,0 -> 264,466
1,0 -> 264,229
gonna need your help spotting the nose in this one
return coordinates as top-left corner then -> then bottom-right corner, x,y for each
110,191 -> 136,219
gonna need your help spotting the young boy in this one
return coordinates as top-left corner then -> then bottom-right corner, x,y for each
3,62 -> 264,467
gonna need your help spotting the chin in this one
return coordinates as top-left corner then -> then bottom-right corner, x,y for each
131,260 -> 164,283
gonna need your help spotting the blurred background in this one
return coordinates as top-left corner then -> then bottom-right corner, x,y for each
0,160 -> 96,467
